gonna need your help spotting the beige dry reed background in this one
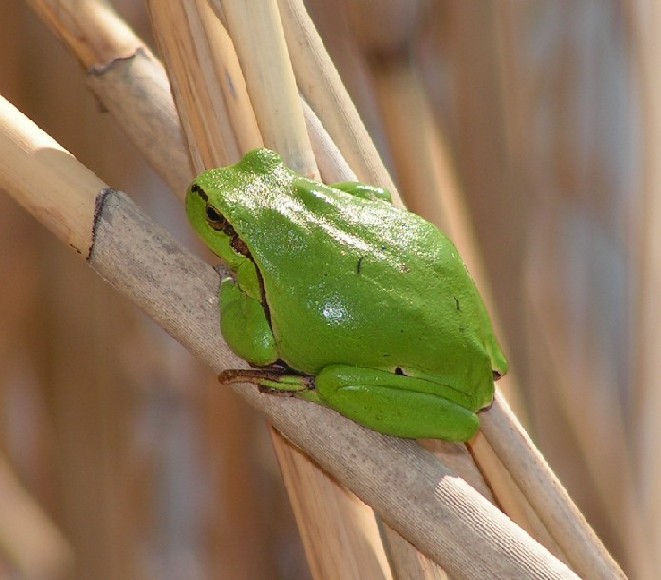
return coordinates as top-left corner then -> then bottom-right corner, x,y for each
0,0 -> 652,578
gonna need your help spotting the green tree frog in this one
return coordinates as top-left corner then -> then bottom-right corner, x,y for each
186,149 -> 507,441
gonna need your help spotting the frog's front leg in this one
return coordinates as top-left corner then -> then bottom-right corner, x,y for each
219,277 -> 278,366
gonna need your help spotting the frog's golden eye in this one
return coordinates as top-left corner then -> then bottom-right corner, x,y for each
205,205 -> 226,229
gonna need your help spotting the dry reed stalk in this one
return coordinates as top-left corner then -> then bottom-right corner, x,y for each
14,1 -> 624,576
0,454 -> 73,578
275,0 -> 399,193
629,2 -> 661,577
218,0 -> 316,174
273,434 -> 393,578
0,102 -> 101,249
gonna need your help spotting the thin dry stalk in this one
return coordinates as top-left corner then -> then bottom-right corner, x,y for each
218,0 -> 315,174
0,98 -> 101,250
147,0 -> 253,171
276,0 -> 398,194
627,2 -> 661,577
273,433 -> 392,579
0,454 -> 73,578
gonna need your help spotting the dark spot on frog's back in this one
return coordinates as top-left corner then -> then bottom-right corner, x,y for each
356,256 -> 365,274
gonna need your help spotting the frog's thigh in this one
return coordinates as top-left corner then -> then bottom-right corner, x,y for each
315,365 -> 479,441
219,278 -> 277,366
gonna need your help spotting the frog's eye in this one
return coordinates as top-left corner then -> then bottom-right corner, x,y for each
205,205 -> 226,230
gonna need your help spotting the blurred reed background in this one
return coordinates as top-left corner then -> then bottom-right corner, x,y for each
0,0 -> 651,578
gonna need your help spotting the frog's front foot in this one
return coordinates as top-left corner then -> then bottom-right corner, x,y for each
219,278 -> 277,366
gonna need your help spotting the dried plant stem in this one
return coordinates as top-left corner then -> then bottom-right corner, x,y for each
219,0 -> 316,175
0,96 -> 101,253
481,393 -> 624,577
276,0 -> 398,194
272,432 -> 392,579
147,0 -> 258,172
0,454 -> 73,578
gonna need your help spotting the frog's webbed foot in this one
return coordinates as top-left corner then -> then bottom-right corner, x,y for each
219,368 -> 318,399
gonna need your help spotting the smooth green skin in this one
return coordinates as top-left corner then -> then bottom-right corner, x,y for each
186,149 -> 508,441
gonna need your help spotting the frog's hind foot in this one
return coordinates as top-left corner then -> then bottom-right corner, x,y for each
218,368 -> 314,395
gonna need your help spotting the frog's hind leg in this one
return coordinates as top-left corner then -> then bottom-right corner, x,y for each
315,365 -> 480,441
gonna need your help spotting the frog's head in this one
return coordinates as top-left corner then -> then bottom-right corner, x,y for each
186,148 -> 287,267
186,159 -> 260,269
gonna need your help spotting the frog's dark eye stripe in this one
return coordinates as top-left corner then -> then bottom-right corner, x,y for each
190,184 -> 208,202
205,205 -> 226,230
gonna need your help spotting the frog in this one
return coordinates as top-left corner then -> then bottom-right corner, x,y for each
186,148 -> 507,441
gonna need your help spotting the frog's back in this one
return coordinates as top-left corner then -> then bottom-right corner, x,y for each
217,151 -> 505,404
222,169 -> 497,384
